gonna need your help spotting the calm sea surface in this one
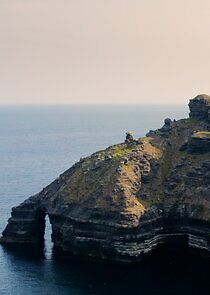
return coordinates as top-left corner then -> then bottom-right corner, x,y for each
0,104 -> 209,295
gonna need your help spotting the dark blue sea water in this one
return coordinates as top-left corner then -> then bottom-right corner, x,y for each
0,104 -> 209,295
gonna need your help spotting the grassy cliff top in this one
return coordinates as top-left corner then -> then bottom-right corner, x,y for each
53,137 -> 163,226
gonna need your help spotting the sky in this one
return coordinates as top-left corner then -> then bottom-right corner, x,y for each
0,0 -> 210,105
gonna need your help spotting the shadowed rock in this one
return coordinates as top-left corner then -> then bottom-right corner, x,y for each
188,132 -> 210,153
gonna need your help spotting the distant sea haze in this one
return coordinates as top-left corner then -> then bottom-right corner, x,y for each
1,104 -> 209,295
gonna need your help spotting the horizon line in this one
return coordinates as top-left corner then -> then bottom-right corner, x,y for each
0,102 -> 187,107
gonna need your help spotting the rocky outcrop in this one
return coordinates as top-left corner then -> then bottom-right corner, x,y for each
1,94 -> 210,263
189,94 -> 210,121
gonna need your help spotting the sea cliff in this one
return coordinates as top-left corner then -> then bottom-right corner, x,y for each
1,95 -> 210,262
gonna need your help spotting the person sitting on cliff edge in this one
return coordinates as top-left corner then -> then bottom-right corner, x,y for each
125,131 -> 135,143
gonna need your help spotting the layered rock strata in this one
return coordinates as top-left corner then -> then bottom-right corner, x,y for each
1,95 -> 210,262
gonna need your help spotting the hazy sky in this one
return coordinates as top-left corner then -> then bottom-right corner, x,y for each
0,0 -> 210,105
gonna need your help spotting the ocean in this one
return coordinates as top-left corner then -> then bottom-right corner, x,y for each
0,104 -> 209,295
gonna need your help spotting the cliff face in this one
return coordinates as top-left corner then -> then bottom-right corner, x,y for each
1,95 -> 210,262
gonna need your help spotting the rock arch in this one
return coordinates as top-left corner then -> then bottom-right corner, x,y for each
1,195 -> 48,245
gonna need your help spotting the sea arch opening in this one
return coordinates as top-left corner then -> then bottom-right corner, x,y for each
37,209 -> 54,259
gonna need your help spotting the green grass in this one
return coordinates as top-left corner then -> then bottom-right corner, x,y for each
111,143 -> 137,158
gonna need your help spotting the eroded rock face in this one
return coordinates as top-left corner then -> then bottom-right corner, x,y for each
1,195 -> 46,244
1,95 -> 210,262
